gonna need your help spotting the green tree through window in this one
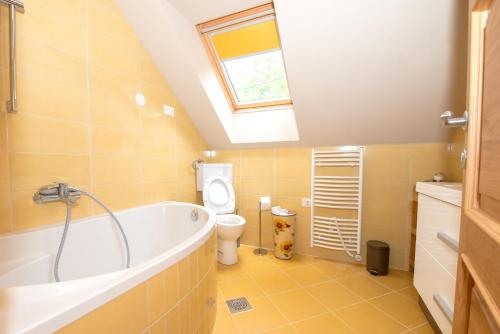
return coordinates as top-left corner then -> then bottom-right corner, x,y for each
223,50 -> 290,104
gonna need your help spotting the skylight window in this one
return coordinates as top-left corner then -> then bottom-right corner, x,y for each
197,4 -> 292,112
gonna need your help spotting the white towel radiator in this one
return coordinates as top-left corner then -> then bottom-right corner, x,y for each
310,147 -> 365,261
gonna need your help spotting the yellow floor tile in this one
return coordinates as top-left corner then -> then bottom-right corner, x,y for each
293,313 -> 354,334
370,292 -> 427,328
335,301 -> 407,334
398,286 -> 420,302
232,297 -> 288,334
268,289 -> 327,322
215,254 -> 418,334
254,271 -> 300,295
336,273 -> 391,299
238,244 -> 260,260
217,288 -> 225,306
312,260 -> 365,277
260,325 -> 298,334
284,265 -> 331,287
269,254 -> 317,270
368,269 -> 414,290
218,263 -> 249,282
412,323 -> 434,334
219,277 -> 265,300
306,281 -> 362,310
213,306 -> 239,334
241,258 -> 281,277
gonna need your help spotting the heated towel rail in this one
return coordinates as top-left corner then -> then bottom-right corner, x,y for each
310,147 -> 364,260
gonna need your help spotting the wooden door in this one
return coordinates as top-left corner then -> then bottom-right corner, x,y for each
453,0 -> 500,333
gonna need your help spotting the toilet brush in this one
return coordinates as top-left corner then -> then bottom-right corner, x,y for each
254,196 -> 271,256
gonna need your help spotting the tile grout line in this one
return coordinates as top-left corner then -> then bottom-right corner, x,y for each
219,254 -> 309,333
331,274 -> 418,327
285,271 -> 362,334
327,272 -> 419,331
361,277 -> 425,330
256,323 -> 300,334
254,259 -> 358,333
245,271 -> 295,332
408,321 -> 432,331
84,0 -> 95,211
365,298 -> 412,330
222,255 -> 367,295
218,251 -> 420,334
217,282 -> 243,334
256,312 -> 338,334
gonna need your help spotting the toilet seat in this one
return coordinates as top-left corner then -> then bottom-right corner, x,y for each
202,176 -> 235,214
217,214 -> 245,227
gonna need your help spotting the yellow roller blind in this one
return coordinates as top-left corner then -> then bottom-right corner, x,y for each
212,19 -> 281,60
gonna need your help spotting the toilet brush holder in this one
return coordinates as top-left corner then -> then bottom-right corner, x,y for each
254,196 -> 271,256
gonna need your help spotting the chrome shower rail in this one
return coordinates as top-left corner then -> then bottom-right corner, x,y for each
1,0 -> 24,113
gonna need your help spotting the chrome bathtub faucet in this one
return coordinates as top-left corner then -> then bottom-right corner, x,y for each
33,182 -> 81,204
33,182 -> 131,282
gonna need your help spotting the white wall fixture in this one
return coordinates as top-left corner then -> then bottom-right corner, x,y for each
135,92 -> 146,106
203,150 -> 217,158
310,147 -> 365,261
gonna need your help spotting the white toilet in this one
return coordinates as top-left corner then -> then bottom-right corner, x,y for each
197,164 -> 246,265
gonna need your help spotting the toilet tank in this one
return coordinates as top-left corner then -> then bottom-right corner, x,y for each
196,163 -> 233,191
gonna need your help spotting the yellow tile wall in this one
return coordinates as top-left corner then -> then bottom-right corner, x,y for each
57,231 -> 218,334
0,0 -> 207,233
215,143 -> 460,270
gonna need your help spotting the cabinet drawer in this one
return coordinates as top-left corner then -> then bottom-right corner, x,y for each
414,243 -> 456,334
416,194 -> 460,277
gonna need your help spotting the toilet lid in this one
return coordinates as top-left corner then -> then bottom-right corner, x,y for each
202,176 -> 235,214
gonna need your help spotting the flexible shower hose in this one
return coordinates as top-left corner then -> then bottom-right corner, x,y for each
53,202 -> 73,282
333,218 -> 355,258
53,190 -> 131,282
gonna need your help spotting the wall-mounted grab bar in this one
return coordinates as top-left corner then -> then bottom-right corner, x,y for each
1,0 -> 24,113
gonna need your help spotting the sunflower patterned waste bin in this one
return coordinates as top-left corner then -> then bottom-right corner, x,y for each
273,211 -> 297,259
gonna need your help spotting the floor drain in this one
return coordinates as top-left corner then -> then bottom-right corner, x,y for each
226,297 -> 252,314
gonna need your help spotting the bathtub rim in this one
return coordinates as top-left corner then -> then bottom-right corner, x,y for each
0,201 -> 217,334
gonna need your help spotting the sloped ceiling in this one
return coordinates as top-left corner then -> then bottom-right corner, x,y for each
168,0 -> 268,24
117,0 -> 467,149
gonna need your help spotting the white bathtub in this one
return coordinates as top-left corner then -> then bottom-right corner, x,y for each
0,202 -> 216,333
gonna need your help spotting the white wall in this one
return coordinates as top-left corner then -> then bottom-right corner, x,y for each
117,0 -> 467,149
274,0 -> 467,146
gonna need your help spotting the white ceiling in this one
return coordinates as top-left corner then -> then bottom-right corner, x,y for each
117,0 -> 467,149
168,0 -> 268,24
